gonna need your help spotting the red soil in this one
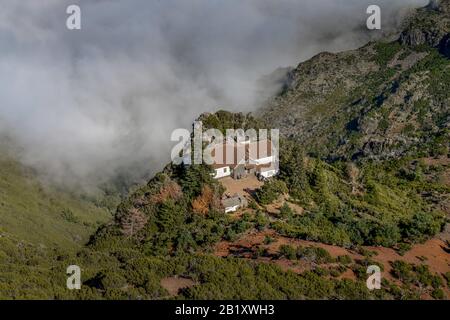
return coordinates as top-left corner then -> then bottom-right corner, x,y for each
214,229 -> 450,295
160,276 -> 196,296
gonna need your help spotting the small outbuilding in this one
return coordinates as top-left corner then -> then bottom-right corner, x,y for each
222,194 -> 248,213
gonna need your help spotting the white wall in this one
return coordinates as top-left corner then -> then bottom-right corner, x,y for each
249,156 -> 273,165
260,169 -> 277,179
214,166 -> 231,179
225,205 -> 240,213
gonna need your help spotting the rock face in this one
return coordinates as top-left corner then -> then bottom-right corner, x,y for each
400,0 -> 450,56
400,29 -> 436,47
440,34 -> 450,56
260,1 -> 450,161
427,0 -> 441,10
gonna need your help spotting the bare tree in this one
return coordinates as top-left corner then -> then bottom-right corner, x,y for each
120,208 -> 148,238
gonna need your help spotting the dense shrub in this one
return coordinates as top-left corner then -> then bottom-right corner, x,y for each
255,180 -> 288,205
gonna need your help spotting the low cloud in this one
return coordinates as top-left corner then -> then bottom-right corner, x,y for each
0,0 -> 427,190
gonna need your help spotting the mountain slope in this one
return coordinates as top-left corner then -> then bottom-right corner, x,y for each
2,0 -> 450,300
77,1 -> 449,300
0,143 -> 111,250
260,0 -> 450,162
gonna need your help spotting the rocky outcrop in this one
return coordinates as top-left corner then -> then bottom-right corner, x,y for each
426,0 -> 442,11
260,0 -> 450,161
439,34 -> 450,57
399,0 -> 450,56
399,29 -> 443,47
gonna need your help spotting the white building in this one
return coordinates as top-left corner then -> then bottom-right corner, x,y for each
247,140 -> 279,180
210,139 -> 278,180
222,194 -> 248,213
258,165 -> 278,180
210,143 -> 246,179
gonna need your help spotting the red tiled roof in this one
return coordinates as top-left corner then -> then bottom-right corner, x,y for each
246,140 -> 273,159
209,140 -> 275,169
209,143 -> 246,169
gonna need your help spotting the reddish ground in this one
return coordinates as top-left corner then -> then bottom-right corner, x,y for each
422,156 -> 449,167
220,175 -> 263,198
422,156 -> 450,187
366,239 -> 450,277
214,229 -> 450,295
160,276 -> 196,296
214,157 -> 450,297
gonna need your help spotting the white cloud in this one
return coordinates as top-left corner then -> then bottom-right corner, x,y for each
0,0 -> 428,189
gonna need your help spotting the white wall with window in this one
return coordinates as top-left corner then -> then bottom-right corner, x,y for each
214,166 -> 231,179
224,204 -> 239,213
259,168 -> 278,179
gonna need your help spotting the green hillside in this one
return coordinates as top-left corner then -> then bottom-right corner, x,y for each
0,146 -> 111,250
1,0 -> 449,300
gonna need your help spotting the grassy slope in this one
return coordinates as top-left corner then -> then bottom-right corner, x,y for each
0,149 -> 111,250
